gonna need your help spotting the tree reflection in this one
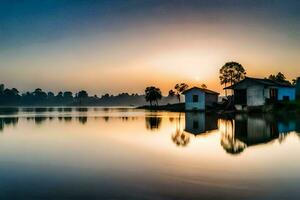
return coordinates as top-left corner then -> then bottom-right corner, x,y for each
103,116 -> 110,122
78,116 -> 88,124
145,115 -> 162,131
218,113 -> 300,155
76,107 -> 88,112
172,129 -> 190,147
64,117 -> 72,122
171,113 -> 191,147
220,119 -> 247,154
0,117 -> 19,132
34,116 -> 47,125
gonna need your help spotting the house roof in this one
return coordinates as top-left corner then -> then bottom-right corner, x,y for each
183,87 -> 219,95
224,77 -> 294,90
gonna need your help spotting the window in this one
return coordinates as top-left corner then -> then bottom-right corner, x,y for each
234,89 -> 247,105
193,95 -> 198,102
283,96 -> 290,101
193,120 -> 199,129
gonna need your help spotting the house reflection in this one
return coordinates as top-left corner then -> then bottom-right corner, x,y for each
234,114 -> 280,146
184,112 -> 218,136
172,113 -> 218,147
220,114 -> 299,155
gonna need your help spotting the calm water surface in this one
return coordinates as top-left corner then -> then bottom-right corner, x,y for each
0,107 -> 300,200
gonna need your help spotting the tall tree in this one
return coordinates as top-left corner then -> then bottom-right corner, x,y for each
11,88 -> 19,96
268,72 -> 291,84
219,62 -> 246,96
63,91 -> 73,104
168,89 -> 175,97
174,83 -> 188,103
145,86 -> 162,106
76,90 -> 88,105
33,88 -> 47,103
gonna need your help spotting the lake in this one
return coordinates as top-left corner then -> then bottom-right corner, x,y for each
0,107 -> 300,200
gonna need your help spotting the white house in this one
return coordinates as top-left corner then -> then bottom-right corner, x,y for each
225,77 -> 296,110
183,87 -> 219,111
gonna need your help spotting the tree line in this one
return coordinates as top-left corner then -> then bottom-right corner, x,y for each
0,85 -> 150,106
1,61 -> 296,106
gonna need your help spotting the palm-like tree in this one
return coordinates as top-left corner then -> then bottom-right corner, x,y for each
174,83 -> 188,103
145,86 -> 162,106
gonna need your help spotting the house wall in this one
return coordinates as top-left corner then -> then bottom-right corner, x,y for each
247,85 -> 265,106
296,77 -> 300,100
264,88 -> 270,98
278,87 -> 296,101
205,93 -> 218,106
184,89 -> 205,110
230,80 -> 266,106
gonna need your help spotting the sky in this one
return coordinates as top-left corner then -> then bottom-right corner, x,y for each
1,0 -> 300,95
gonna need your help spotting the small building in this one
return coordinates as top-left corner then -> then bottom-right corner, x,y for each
224,77 -> 295,110
183,87 -> 219,111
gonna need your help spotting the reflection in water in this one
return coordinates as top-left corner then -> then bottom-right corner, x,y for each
220,114 -> 300,154
184,112 -> 218,136
172,129 -> 190,147
220,119 -> 247,154
63,107 -> 72,112
78,116 -> 88,124
172,113 -> 190,146
145,114 -> 162,131
103,116 -> 109,122
0,108 -> 300,199
0,108 -> 300,153
0,117 -> 19,132
76,107 -> 88,112
0,107 -> 19,115
64,116 -> 72,122
176,113 -> 218,147
0,115 -> 142,131
34,107 -> 48,113
34,116 -> 48,125
169,117 -> 174,123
